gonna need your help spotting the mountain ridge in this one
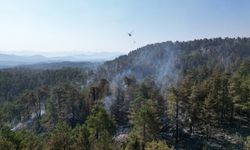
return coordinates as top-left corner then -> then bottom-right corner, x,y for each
0,52 -> 124,68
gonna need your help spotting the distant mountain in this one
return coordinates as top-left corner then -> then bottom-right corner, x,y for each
0,54 -> 50,68
54,52 -> 125,61
19,61 -> 101,70
0,52 -> 123,69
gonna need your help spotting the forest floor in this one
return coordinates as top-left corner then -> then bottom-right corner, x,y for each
165,118 -> 249,150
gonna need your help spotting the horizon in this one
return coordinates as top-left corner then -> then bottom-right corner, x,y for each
0,0 -> 250,55
0,50 -> 126,57
1,36 -> 249,57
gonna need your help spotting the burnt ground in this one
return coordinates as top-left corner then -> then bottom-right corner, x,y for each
163,118 -> 249,150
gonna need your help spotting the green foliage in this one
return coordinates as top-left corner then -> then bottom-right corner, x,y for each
0,127 -> 36,149
86,106 -> 116,150
0,136 -> 15,150
72,124 -> 90,150
0,68 -> 86,104
128,80 -> 164,149
246,136 -> 250,149
145,140 -> 172,150
46,122 -> 73,150
132,99 -> 161,142
19,132 -> 43,150
125,134 -> 140,150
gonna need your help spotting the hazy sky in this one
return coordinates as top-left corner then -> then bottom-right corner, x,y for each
0,0 -> 250,56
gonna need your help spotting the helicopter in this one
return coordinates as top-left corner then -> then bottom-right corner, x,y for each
128,31 -> 133,37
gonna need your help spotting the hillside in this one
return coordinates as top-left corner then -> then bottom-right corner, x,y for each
99,37 -> 250,88
0,37 -> 250,149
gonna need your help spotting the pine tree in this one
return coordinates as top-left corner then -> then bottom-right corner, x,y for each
86,106 -> 115,150
188,83 -> 207,134
0,137 -> 15,150
72,125 -> 90,150
19,132 -> 43,150
46,122 -> 73,150
128,80 -> 163,150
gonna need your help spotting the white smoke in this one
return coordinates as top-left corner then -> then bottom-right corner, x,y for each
103,95 -> 116,113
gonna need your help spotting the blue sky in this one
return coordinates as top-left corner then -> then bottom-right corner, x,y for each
0,0 -> 250,56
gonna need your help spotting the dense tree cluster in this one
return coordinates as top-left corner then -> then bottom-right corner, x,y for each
168,60 -> 250,147
0,106 -> 115,150
0,37 -> 250,149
